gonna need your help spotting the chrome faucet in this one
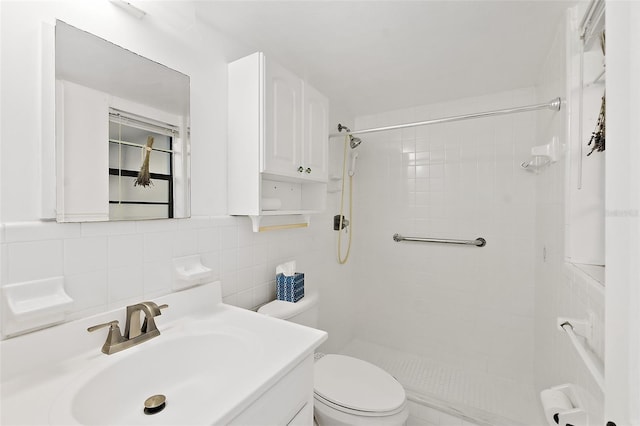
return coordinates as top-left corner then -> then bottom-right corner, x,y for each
88,302 -> 168,355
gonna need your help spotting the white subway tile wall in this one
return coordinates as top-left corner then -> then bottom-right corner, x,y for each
351,87 -> 538,384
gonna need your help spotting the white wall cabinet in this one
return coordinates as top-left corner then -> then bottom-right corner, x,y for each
228,52 -> 328,230
262,53 -> 328,181
263,58 -> 302,177
302,83 -> 330,180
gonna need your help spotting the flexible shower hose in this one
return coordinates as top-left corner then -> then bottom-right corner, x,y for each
337,135 -> 352,264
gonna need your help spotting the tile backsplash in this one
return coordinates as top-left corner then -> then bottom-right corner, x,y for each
0,215 -> 331,338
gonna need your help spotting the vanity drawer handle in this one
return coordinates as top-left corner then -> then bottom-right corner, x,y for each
297,166 -> 304,173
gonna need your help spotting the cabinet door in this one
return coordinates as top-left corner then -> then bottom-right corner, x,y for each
303,83 -> 329,182
264,57 -> 303,177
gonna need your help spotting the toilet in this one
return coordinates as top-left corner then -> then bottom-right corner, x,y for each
258,293 -> 409,426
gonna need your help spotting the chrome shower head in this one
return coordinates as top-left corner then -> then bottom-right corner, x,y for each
338,123 -> 363,149
349,135 -> 362,149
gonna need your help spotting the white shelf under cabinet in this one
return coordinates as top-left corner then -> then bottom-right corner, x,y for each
248,213 -> 314,233
228,51 -> 328,232
259,210 -> 322,216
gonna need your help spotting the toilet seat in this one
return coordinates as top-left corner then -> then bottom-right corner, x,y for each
313,354 -> 406,416
314,392 -> 407,417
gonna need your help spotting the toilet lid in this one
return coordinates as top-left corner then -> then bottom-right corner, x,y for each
314,354 -> 405,413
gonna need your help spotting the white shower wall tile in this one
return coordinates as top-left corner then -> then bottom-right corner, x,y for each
352,87 -> 538,384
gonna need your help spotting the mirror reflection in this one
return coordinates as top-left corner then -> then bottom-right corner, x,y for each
55,20 -> 190,222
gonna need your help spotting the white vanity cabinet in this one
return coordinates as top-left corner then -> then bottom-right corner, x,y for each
228,52 -> 328,230
229,355 -> 315,425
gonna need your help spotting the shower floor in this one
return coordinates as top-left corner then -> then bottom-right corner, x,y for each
339,339 -> 543,426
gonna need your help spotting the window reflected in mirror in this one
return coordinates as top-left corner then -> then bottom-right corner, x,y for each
108,110 -> 178,220
54,20 -> 190,222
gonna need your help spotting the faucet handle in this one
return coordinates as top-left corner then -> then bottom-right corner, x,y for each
87,320 -> 126,355
87,320 -> 120,332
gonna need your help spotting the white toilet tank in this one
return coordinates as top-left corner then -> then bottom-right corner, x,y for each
257,292 -> 319,328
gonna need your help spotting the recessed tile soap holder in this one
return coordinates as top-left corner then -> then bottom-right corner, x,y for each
521,136 -> 561,173
172,255 -> 213,290
2,276 -> 73,336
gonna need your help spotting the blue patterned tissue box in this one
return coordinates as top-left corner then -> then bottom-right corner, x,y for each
276,272 -> 305,302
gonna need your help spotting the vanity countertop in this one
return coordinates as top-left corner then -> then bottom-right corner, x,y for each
0,282 -> 327,425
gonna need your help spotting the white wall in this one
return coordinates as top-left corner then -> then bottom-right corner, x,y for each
605,1 -> 640,424
0,1 -> 350,347
533,9 -> 604,424
350,87 -> 538,383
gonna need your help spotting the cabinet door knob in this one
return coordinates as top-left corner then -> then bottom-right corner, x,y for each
297,166 -> 304,173
305,168 -> 312,174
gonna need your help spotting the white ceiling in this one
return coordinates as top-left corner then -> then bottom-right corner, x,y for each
195,1 -> 579,118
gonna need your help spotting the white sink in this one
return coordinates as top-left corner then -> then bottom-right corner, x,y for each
1,282 -> 327,425
51,329 -> 260,425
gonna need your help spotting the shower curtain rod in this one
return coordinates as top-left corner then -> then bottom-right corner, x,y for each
329,97 -> 562,138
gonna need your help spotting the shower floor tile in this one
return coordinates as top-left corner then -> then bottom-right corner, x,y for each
339,339 -> 544,426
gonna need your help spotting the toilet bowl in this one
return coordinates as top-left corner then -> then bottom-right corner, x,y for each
313,354 -> 408,426
257,293 -> 409,426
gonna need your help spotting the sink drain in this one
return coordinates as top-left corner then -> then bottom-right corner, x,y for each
144,394 -> 166,415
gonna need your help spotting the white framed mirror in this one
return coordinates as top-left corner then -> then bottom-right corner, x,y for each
54,20 -> 190,222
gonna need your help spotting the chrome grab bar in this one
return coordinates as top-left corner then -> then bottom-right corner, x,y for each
393,234 -> 486,247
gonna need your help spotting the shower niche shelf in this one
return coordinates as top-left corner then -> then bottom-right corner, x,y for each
227,51 -> 329,231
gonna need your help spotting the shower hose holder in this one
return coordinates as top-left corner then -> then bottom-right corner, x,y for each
333,215 -> 349,231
